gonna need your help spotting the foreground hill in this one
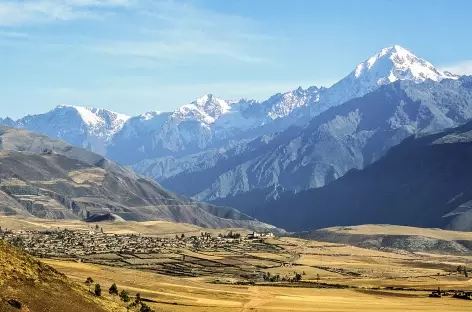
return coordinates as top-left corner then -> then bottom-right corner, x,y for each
0,126 -> 276,231
0,240 -> 119,312
240,118 -> 472,232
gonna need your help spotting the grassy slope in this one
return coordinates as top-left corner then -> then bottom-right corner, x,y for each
0,240 -> 124,312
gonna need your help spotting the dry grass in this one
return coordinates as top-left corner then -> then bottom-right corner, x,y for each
0,240 -> 124,312
0,215 -> 253,239
4,219 -> 472,311
324,224 -> 472,241
68,168 -> 106,184
44,258 -> 472,312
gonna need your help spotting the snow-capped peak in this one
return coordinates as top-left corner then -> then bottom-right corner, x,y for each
55,105 -> 130,127
191,94 -> 231,118
353,45 -> 457,83
323,44 -> 459,109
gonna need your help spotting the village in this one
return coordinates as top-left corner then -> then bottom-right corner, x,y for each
0,226 -> 277,261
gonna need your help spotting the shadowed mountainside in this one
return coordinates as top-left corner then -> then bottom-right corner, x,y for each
232,117 -> 472,232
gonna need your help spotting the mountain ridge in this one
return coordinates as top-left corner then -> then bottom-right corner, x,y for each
239,116 -> 472,232
156,77 -> 472,202
1,45 -> 466,206
0,126 -> 279,232
2,45 -> 456,165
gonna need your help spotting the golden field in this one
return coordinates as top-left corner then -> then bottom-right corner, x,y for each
3,217 -> 472,311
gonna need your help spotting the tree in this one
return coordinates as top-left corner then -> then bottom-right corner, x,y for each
135,292 -> 141,304
120,290 -> 130,303
181,233 -> 185,239
94,284 -> 102,297
294,273 -> 302,282
109,283 -> 119,297
140,303 -> 154,312
464,267 -> 469,278
85,277 -> 94,292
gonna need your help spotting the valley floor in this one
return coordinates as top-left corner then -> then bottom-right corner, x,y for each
44,255 -> 472,312
2,217 -> 472,311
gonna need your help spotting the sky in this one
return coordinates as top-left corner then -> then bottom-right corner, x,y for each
1,0 -> 472,119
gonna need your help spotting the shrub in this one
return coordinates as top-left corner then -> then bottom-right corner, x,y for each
94,284 -> 102,297
109,283 -> 119,296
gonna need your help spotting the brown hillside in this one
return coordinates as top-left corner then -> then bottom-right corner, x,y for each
0,240 -> 117,312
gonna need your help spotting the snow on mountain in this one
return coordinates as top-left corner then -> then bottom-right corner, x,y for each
1,45 -> 463,169
15,105 -> 130,155
171,94 -> 231,123
316,45 -> 459,115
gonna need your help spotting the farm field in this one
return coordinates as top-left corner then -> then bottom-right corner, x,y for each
3,217 -> 472,311
42,236 -> 472,311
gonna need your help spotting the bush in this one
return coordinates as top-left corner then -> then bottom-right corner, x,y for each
120,289 -> 130,303
85,277 -> 94,291
109,283 -> 119,296
94,284 -> 102,297
140,303 -> 154,312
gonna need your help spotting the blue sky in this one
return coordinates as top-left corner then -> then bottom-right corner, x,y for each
1,0 -> 472,118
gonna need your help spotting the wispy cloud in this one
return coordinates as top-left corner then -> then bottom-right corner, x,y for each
440,60 -> 472,76
0,0 -> 272,64
91,39 -> 268,63
0,29 -> 28,38
0,0 -> 132,26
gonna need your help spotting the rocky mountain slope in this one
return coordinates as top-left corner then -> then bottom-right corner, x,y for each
0,45 -> 464,205
160,76 -> 472,202
3,46 -> 454,166
133,46 -> 464,199
236,115 -> 472,232
0,240 -> 117,312
0,126 -> 277,231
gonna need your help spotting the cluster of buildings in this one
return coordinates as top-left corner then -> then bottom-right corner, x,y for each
0,227 -> 275,259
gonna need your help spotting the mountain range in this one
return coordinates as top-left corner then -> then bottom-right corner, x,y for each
1,45 -> 469,221
0,126 -> 277,231
237,113 -> 472,232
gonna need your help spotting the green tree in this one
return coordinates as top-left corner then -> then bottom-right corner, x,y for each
94,284 -> 102,297
85,277 -> 94,292
120,290 -> 130,303
109,283 -> 119,297
140,303 -> 154,312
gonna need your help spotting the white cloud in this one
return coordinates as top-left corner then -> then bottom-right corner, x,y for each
440,60 -> 472,76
